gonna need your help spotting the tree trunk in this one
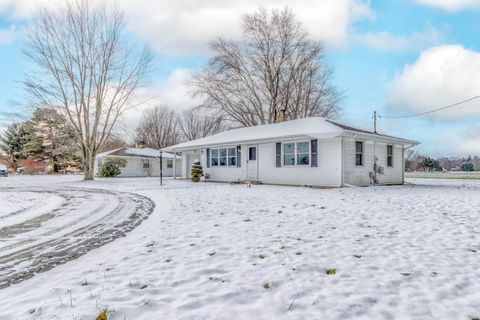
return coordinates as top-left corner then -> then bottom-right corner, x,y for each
83,152 -> 95,180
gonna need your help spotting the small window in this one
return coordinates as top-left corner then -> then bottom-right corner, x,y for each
219,148 -> 227,166
142,159 -> 150,168
228,147 -> 236,166
167,160 -> 173,168
355,141 -> 363,166
249,147 -> 256,161
296,142 -> 310,165
283,143 -> 295,166
211,149 -> 219,166
387,145 -> 393,167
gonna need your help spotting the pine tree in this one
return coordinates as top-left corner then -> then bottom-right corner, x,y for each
191,160 -> 203,182
0,122 -> 33,167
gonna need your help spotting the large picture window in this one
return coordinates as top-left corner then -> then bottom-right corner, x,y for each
283,141 -> 310,166
211,147 -> 237,167
355,141 -> 363,166
387,145 -> 393,167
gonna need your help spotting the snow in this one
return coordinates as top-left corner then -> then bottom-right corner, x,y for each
164,117 -> 345,151
97,147 -> 179,158
1,176 -> 480,319
164,117 -> 418,151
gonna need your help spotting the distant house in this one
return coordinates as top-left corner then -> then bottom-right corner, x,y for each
164,117 -> 418,187
94,147 -> 181,177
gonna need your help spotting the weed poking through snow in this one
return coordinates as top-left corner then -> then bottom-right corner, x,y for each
325,269 -> 336,275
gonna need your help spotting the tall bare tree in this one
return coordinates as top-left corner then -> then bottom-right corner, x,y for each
24,0 -> 153,180
135,106 -> 179,149
177,108 -> 227,141
192,7 -> 342,127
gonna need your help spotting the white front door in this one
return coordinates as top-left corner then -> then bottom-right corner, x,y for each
246,145 -> 258,180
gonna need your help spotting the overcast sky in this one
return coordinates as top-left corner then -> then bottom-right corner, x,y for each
1,0 -> 480,157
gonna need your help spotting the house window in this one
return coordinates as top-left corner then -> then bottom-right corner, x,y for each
167,160 -> 173,168
355,141 -> 363,166
296,142 -> 310,165
211,149 -> 219,166
211,147 -> 237,167
249,147 -> 256,161
142,159 -> 150,168
387,145 -> 393,167
283,141 -> 310,166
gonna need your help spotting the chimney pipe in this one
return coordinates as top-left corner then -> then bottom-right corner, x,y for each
278,109 -> 286,122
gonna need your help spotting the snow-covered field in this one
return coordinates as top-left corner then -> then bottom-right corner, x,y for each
0,175 -> 480,319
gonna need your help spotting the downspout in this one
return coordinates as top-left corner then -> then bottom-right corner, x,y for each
173,149 -> 176,180
341,137 -> 345,187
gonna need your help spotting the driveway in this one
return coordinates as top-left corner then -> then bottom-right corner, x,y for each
0,187 -> 154,289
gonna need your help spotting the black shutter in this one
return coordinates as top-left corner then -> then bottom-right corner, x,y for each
276,143 -> 281,167
206,148 -> 210,168
311,139 -> 318,167
236,145 -> 241,167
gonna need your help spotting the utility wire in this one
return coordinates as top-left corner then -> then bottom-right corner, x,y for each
378,95 -> 480,119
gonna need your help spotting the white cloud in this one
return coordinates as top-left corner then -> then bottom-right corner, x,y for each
413,0 -> 480,12
0,24 -> 17,44
0,0 -> 373,55
356,26 -> 443,52
387,45 -> 480,119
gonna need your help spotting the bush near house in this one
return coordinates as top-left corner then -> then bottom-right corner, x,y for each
191,160 -> 203,182
461,162 -> 475,172
18,159 -> 45,175
99,158 -> 127,177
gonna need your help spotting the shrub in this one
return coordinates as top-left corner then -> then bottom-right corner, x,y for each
18,159 -> 44,175
99,158 -> 127,177
461,162 -> 475,172
191,160 -> 203,182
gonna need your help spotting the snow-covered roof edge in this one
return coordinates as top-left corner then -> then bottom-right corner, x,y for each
97,147 -> 181,159
163,117 -> 419,151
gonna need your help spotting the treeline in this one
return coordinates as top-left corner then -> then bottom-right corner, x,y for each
135,106 -> 227,149
405,150 -> 479,172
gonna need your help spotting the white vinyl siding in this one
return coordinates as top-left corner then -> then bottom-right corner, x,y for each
259,138 -> 342,187
343,135 -> 404,186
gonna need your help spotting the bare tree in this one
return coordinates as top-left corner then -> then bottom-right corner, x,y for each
177,107 -> 227,141
192,7 -> 342,127
135,106 -> 179,149
24,0 -> 153,180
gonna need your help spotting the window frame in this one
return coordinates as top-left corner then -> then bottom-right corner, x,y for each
282,141 -> 310,166
142,159 -> 150,169
355,141 -> 363,166
210,147 -> 237,167
167,159 -> 173,168
387,145 -> 393,167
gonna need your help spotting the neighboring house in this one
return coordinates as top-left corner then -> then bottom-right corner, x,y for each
94,147 -> 181,177
164,117 -> 418,187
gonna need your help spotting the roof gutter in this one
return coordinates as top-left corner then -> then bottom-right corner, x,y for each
342,130 -> 419,146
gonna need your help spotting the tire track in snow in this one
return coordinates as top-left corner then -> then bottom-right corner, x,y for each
0,187 -> 155,289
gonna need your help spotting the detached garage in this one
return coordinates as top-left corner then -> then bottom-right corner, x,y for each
94,147 -> 181,178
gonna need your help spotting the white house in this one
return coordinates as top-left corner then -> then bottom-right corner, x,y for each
94,147 -> 181,177
164,117 -> 418,187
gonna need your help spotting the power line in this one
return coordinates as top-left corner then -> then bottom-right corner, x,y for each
378,95 -> 480,119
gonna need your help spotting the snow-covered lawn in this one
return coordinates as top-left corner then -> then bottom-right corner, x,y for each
0,176 -> 480,319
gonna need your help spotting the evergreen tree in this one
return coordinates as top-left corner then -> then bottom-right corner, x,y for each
30,108 -> 80,171
461,162 -> 474,172
0,122 -> 33,166
191,160 -> 203,182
